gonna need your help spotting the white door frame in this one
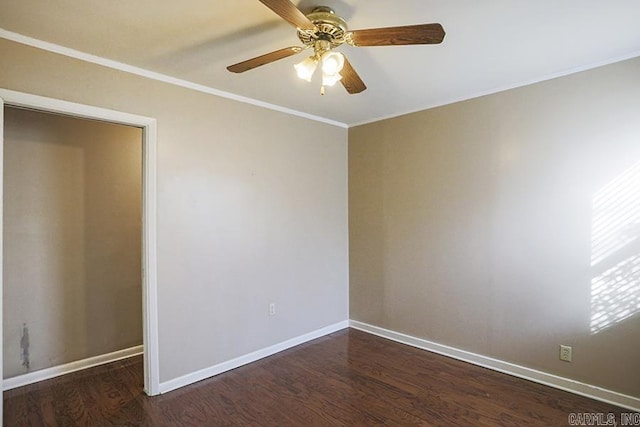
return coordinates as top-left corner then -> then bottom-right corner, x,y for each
0,88 -> 160,400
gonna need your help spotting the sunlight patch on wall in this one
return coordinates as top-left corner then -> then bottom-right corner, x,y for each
591,253 -> 640,333
590,161 -> 640,334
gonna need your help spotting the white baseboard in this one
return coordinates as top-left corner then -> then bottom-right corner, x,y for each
3,345 -> 143,391
159,320 -> 349,394
349,320 -> 640,412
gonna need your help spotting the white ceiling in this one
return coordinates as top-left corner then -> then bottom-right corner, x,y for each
1,0 -> 640,126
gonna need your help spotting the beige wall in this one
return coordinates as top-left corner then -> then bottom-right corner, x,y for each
0,38 -> 349,383
350,57 -> 640,398
3,108 -> 142,378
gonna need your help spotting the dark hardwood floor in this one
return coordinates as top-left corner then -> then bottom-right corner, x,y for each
4,328 -> 629,426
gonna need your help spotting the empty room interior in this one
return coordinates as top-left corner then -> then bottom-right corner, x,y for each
1,1 -> 639,425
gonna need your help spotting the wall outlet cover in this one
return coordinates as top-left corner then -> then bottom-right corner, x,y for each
560,345 -> 572,362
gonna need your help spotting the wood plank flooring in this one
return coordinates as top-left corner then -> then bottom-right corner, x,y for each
4,328 -> 630,426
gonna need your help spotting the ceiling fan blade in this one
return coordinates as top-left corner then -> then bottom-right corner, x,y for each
349,23 -> 445,47
227,47 -> 303,73
340,56 -> 367,94
257,0 -> 316,30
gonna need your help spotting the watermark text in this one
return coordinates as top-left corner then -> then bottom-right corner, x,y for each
568,413 -> 640,426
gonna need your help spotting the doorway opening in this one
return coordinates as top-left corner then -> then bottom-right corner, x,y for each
0,89 -> 159,397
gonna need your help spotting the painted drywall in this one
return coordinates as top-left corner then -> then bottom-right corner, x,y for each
0,38 -> 349,384
349,57 -> 640,398
3,107 -> 142,378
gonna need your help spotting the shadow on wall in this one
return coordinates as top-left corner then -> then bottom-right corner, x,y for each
590,161 -> 640,334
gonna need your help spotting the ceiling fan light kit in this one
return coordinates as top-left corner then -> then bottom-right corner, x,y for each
227,0 -> 446,96
294,39 -> 345,95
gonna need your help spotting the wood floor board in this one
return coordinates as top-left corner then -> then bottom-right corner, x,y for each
4,328 -> 632,426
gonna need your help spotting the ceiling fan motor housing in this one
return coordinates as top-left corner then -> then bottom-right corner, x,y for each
297,6 -> 348,49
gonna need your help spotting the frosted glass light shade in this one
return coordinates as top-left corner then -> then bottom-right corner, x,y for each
321,52 -> 345,75
322,71 -> 343,87
294,56 -> 318,82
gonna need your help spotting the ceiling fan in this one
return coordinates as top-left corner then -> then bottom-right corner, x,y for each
227,0 -> 445,95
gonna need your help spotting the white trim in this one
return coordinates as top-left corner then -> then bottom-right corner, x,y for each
159,320 -> 349,394
0,88 -> 161,396
3,346 -> 143,391
141,120 -> 160,396
0,28 -> 348,129
350,320 -> 640,412
2,28 -> 639,130
349,49 -> 640,128
0,89 -> 152,126
0,95 -> 4,424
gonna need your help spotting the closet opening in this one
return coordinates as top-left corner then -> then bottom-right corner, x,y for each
0,90 -> 159,397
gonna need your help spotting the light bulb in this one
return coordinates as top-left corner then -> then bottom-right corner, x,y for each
321,52 -> 345,75
322,71 -> 343,87
294,56 -> 318,82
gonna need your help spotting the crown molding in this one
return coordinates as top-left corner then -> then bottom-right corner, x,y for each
0,28 -> 348,129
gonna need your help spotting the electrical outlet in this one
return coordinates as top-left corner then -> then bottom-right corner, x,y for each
269,303 -> 276,316
560,345 -> 572,362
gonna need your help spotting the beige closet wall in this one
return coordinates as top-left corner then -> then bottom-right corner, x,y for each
3,107 -> 142,378
350,57 -> 640,398
0,38 -> 349,384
